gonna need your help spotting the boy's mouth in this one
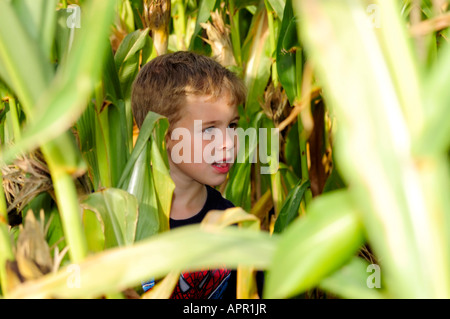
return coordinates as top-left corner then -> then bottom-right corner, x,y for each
211,161 -> 231,174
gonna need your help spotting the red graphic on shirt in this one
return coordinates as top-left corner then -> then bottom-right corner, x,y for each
171,268 -> 231,299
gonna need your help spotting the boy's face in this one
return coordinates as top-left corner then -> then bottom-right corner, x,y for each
166,93 -> 240,187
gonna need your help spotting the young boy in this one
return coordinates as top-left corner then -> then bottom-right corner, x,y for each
131,51 -> 246,299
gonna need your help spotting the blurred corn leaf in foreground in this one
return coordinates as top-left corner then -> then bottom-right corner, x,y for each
8,222 -> 276,299
293,0 -> 450,298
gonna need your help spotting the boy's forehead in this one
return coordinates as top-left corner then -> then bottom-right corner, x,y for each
185,93 -> 236,110
185,91 -> 231,103
175,94 -> 238,123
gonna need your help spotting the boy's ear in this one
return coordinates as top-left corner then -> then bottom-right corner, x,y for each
165,131 -> 172,150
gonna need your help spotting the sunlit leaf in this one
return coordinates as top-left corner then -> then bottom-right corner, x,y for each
12,0 -> 58,63
188,0 -> 218,51
0,1 -> 53,116
118,111 -> 172,238
224,111 -> 264,211
276,0 -> 300,104
273,179 -> 310,233
242,2 -> 272,116
318,256 -> 386,299
8,225 -> 277,299
115,28 -> 150,99
294,0 -> 450,298
1,0 -> 116,165
81,188 -> 139,249
265,190 -> 364,299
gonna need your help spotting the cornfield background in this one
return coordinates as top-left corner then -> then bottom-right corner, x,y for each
0,0 -> 449,299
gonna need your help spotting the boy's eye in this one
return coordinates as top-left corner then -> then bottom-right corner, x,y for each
203,127 -> 215,134
202,123 -> 238,135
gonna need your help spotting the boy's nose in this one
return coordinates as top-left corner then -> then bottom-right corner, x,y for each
220,128 -> 236,151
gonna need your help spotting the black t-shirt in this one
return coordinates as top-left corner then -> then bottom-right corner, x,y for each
142,185 -> 237,299
171,185 -> 237,299
169,185 -> 234,229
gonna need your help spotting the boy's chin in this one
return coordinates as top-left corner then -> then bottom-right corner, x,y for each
201,166 -> 231,186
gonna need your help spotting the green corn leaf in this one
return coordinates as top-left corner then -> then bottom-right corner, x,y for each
40,133 -> 86,176
149,132 -> 174,233
318,256 -> 386,299
201,207 -> 260,230
76,103 -> 100,189
81,188 -> 139,249
273,179 -> 310,233
118,0 -> 135,34
224,111 -> 263,211
108,100 -> 132,187
276,0 -> 300,105
420,38 -> 450,155
83,209 -> 105,253
0,223 -> 14,296
234,0 -> 259,10
242,2 -> 272,116
115,28 -> 149,100
54,7 -> 77,66
118,111 -> 172,238
0,1 -> 53,116
8,225 -> 277,299
1,0 -> 116,165
40,148 -> 88,263
128,145 -> 160,240
103,45 -> 124,102
375,1 -> 423,141
267,0 -> 285,21
115,28 -> 150,69
36,0 -> 115,264
188,0 -> 218,50
265,190 -> 364,299
224,162 -> 252,211
11,0 -> 58,63
141,32 -> 157,66
148,116 -> 174,233
118,111 -> 167,188
93,84 -> 113,189
295,0 -> 450,298
145,207 -> 262,299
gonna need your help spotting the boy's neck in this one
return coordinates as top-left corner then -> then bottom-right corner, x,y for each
169,164 -> 208,221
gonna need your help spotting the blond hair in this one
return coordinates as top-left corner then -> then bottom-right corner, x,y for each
131,51 -> 246,131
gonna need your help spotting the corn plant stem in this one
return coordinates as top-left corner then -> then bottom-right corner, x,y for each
228,0 -> 242,66
298,114 -> 312,207
94,84 -> 112,188
295,49 -> 312,206
270,171 -> 283,217
295,48 -> 303,99
295,49 -> 308,181
50,170 -> 87,263
0,170 -> 13,296
173,0 -> 187,50
264,0 -> 278,86
0,174 -> 7,224
95,114 -> 112,188
8,96 -> 21,141
0,223 -> 13,296
41,144 -> 88,263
